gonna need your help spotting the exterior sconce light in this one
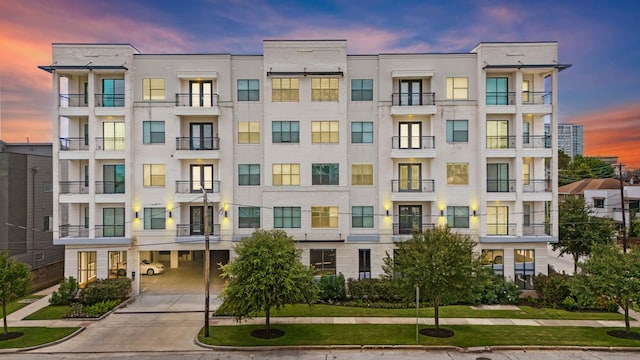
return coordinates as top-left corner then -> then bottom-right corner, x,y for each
168,211 -> 172,218
386,209 -> 389,217
224,210 -> 228,218
473,210 -> 477,217
135,211 -> 139,219
440,209 -> 444,217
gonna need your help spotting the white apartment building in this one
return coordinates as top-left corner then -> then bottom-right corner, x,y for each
40,40 -> 569,294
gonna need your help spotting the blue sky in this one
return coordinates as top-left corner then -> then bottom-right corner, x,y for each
1,0 -> 639,165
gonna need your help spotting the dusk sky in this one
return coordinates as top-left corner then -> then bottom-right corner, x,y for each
1,0 -> 639,167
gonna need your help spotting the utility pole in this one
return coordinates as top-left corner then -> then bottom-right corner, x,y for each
619,163 -> 628,253
202,187 -> 211,337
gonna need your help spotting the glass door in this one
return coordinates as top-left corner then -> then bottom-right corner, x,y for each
190,81 -> 213,107
399,80 -> 421,105
399,164 -> 421,191
398,205 -> 421,234
190,123 -> 213,150
399,122 -> 421,149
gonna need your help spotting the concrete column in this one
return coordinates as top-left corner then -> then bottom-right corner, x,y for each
170,250 -> 179,268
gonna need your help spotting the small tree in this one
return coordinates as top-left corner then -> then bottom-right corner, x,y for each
0,251 -> 32,336
219,230 -> 317,338
383,227 -> 483,335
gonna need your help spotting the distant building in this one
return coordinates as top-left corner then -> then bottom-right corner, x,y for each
0,140 -> 64,289
545,123 -> 583,158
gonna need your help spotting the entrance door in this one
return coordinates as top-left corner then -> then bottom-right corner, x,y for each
398,205 -> 421,234
190,206 -> 213,235
190,123 -> 213,150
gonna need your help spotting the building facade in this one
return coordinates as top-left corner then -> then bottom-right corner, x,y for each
41,40 -> 568,293
545,123 -> 583,158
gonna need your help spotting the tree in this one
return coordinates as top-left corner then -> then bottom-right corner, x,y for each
219,230 -> 317,338
578,244 -> 640,337
555,196 -> 616,273
558,150 -> 571,170
383,227 -> 483,335
559,155 -> 616,186
0,251 -> 32,337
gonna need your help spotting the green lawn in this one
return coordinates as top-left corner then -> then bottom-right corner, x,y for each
199,324 -> 640,347
3,296 -> 45,316
250,304 -> 626,321
0,327 -> 78,349
23,305 -> 70,320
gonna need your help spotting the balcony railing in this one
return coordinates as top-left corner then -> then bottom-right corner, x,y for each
392,92 -> 435,106
59,94 -> 88,107
175,180 -> 220,194
523,91 -> 552,105
175,93 -> 219,107
522,179 -> 551,192
96,225 -> 125,237
486,223 -> 517,236
176,224 -> 221,237
487,179 -> 516,193
95,181 -> 125,194
522,135 -> 551,149
96,137 -> 125,151
175,137 -> 220,150
391,136 -> 435,149
486,92 -> 515,105
393,222 -> 436,235
95,94 -> 125,107
486,136 -> 516,149
59,137 -> 89,151
391,179 -> 435,192
523,223 -> 551,236
59,181 -> 88,194
59,225 -> 89,238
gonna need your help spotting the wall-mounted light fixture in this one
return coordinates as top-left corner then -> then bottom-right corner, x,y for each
386,209 -> 389,217
473,210 -> 477,217
440,209 -> 444,217
224,210 -> 228,218
168,211 -> 172,219
135,211 -> 139,219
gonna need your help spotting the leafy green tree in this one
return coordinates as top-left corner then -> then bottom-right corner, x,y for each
559,155 -> 616,186
555,196 -> 616,273
383,227 -> 483,334
219,230 -> 317,337
577,244 -> 640,336
0,251 -> 32,336
558,150 -> 571,170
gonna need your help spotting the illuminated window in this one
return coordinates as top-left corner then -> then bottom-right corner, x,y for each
352,206 -> 374,228
311,206 -> 339,228
102,122 -> 124,151
237,79 -> 259,101
352,164 -> 373,185
487,120 -> 510,148
351,79 -> 373,101
143,78 -> 165,101
351,122 -> 373,143
523,158 -> 531,185
77,251 -> 96,288
447,163 -> 468,185
274,207 -> 301,228
238,121 -> 260,144
522,80 -> 530,103
515,249 -> 535,289
272,78 -> 299,101
311,78 -> 339,101
446,206 -> 469,228
144,208 -> 166,230
445,77 -> 468,100
487,206 -> 509,235
108,251 -> 127,279
312,163 -> 339,185
143,164 -> 165,187
481,249 -> 504,276
312,121 -> 339,143
272,163 -> 300,186
272,121 -> 299,143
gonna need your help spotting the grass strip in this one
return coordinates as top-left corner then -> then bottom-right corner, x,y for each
0,327 -> 78,349
23,305 -> 70,320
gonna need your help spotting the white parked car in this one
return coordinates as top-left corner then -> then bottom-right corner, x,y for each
140,260 -> 165,275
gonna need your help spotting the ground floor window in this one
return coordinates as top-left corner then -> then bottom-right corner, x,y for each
78,251 -> 97,288
515,249 -> 535,289
310,249 -> 336,276
481,249 -> 504,276
359,249 -> 371,279
108,251 -> 127,279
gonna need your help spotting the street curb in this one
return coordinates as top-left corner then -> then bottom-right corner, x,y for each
0,327 -> 85,354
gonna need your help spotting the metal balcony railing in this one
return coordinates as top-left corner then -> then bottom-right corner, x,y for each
522,179 -> 551,192
486,136 -> 516,149
175,93 -> 219,107
96,137 -> 125,151
175,137 -> 220,150
393,222 -> 436,235
59,181 -> 88,194
391,136 -> 435,149
176,224 -> 221,237
59,94 -> 88,107
391,92 -> 435,106
523,223 -> 551,236
175,180 -> 220,194
486,223 -> 517,236
487,179 -> 516,193
59,137 -> 89,151
522,91 -> 552,105
391,179 -> 435,192
96,225 -> 125,237
522,135 -> 550,149
59,225 -> 89,238
95,181 -> 125,194
486,92 -> 515,105
95,94 -> 125,107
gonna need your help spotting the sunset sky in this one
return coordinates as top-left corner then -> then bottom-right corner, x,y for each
1,0 -> 639,167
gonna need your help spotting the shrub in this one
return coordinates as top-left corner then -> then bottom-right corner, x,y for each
318,274 -> 347,302
347,277 -> 405,302
49,277 -> 78,305
479,274 -> 521,305
65,302 -> 86,318
79,278 -> 131,305
83,299 -> 121,317
532,272 -> 571,308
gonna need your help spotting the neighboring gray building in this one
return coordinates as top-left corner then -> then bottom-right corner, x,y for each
545,123 -> 583,158
0,140 -> 64,289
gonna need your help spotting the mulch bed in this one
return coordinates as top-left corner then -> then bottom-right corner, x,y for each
419,328 -> 454,338
607,330 -> 640,340
251,328 -> 285,339
0,332 -> 24,341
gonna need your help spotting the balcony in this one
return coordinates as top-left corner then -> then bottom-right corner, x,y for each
95,137 -> 125,159
487,179 -> 516,193
59,181 -> 88,195
58,225 -> 89,238
59,137 -> 89,151
486,136 -> 516,149
55,224 -> 131,245
522,92 -> 552,114
486,92 -> 516,114
391,179 -> 435,202
95,94 -> 124,107
176,224 -> 221,237
175,180 -> 221,203
390,92 -> 436,115
95,181 -> 125,194
390,136 -> 435,158
58,94 -> 89,116
392,222 -> 435,236
174,93 -> 219,116
523,223 -> 551,237
486,223 -> 517,236
522,179 -> 551,193
522,135 -> 550,149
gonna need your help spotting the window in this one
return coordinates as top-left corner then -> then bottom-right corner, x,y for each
352,206 -> 374,228
593,198 -> 605,208
102,122 -> 125,151
238,121 -> 260,144
487,120 -> 510,148
358,249 -> 371,279
272,163 -> 300,186
311,206 -> 339,228
447,206 -> 469,228
272,121 -> 299,143
238,207 -> 260,228
445,77 -> 468,100
399,80 -> 422,105
103,164 -> 125,194
311,78 -> 339,101
237,79 -> 259,101
523,121 -> 531,144
189,206 -> 213,235
43,216 -> 53,232
399,122 -> 421,149
77,251 -> 96,288
144,208 -> 166,230
523,158 -> 531,185
143,164 -> 165,187
238,164 -> 260,186
447,163 -> 469,185
143,78 -> 165,101
102,208 -> 124,237
310,249 -> 336,276
108,251 -> 127,279
312,121 -> 339,143
143,121 -> 165,144
190,123 -> 214,150
351,122 -> 373,143
629,200 -> 640,212
487,163 -> 510,192
191,164 -> 214,192
274,207 -> 301,228
312,163 -> 339,185
83,123 -> 89,146
522,80 -> 530,103
515,249 -> 535,290
486,77 -> 509,105
398,205 -> 421,234
399,164 -> 421,191
352,164 -> 373,185
84,165 -> 89,187
190,80 -> 213,107
272,78 -> 299,101
481,249 -> 504,276
487,206 -> 509,235
351,79 -> 373,101
102,79 -> 124,107
446,120 -> 468,143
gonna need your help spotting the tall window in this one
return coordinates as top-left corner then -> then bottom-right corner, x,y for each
190,206 -> 213,235
399,164 -> 421,191
523,158 -> 531,185
238,207 -> 260,228
352,164 -> 373,185
144,208 -> 166,230
190,80 -> 213,107
190,123 -> 214,150
312,121 -> 339,143
447,206 -> 469,228
311,206 -> 339,228
143,164 -> 165,187
310,249 -> 336,276
515,249 -> 535,289
191,164 -> 214,192
399,80 -> 422,105
237,79 -> 259,101
352,206 -> 374,228
487,163 -> 509,192
108,251 -> 127,279
312,163 -> 339,185
102,208 -> 124,237
358,249 -> 371,279
238,164 -> 260,186
398,205 -> 421,234
351,79 -> 373,101
272,121 -> 299,143
272,78 -> 299,101
102,79 -> 124,107
102,122 -> 125,151
103,164 -> 125,194
311,78 -> 339,101
77,251 -> 96,288
481,249 -> 504,276
445,77 -> 468,100
446,120 -> 468,143
447,163 -> 469,185
143,121 -> 165,144
486,77 -> 508,105
487,120 -> 509,148
274,207 -> 301,228
399,122 -> 421,149
487,206 -> 509,235
272,163 -> 300,186
238,121 -> 260,144
143,78 -> 165,101
351,122 -> 373,143
522,80 -> 530,103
